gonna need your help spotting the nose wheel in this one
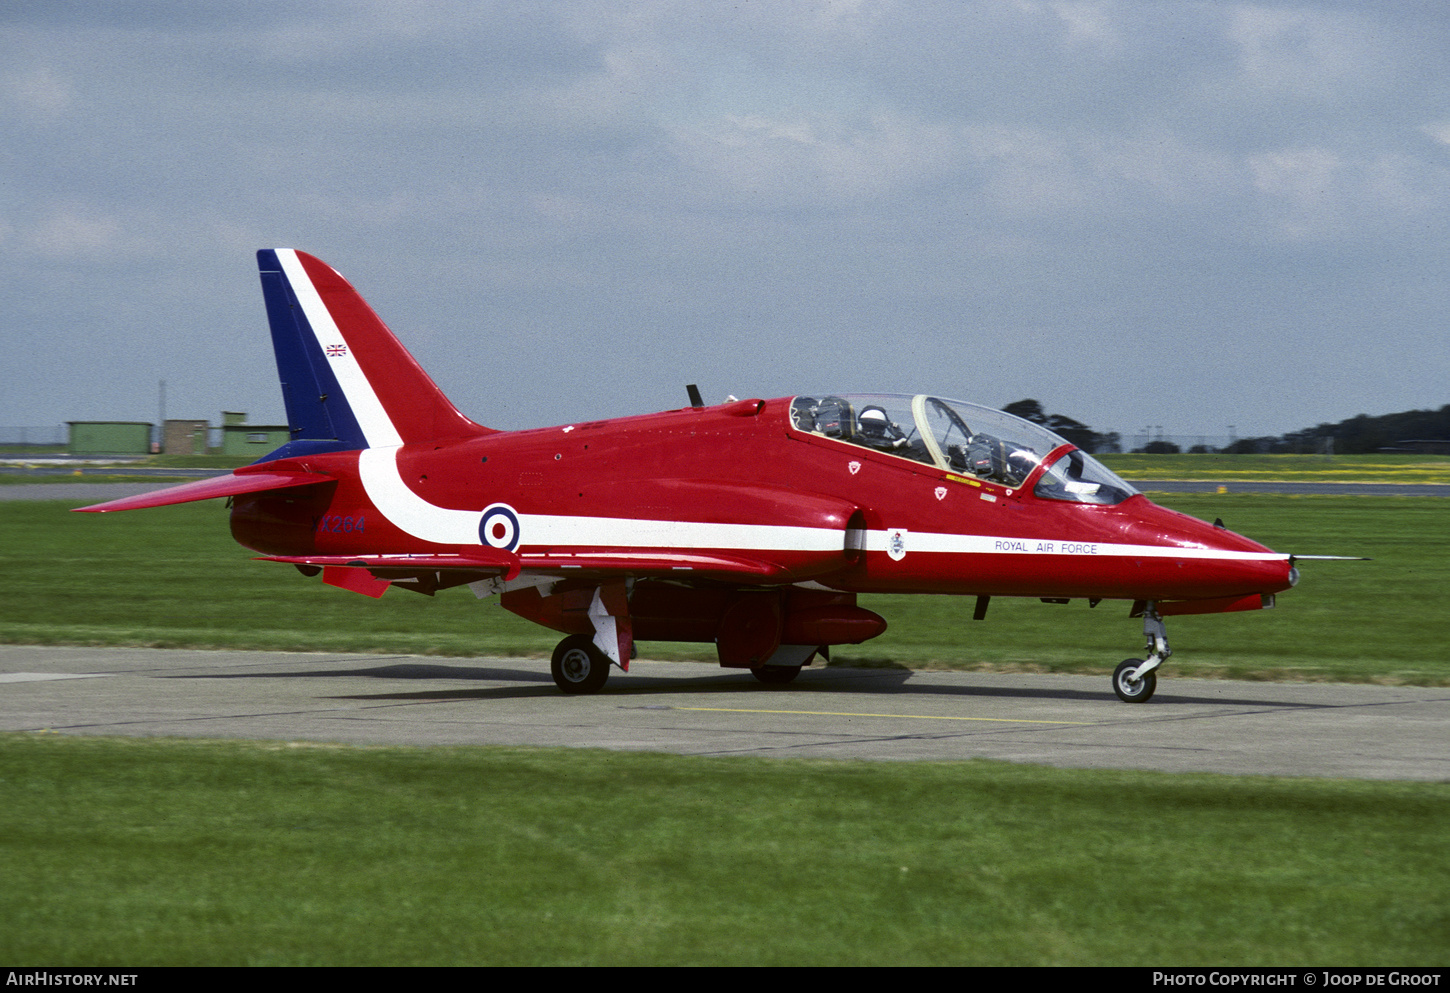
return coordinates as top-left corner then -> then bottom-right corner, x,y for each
1113,658 -> 1157,702
1113,604 -> 1169,703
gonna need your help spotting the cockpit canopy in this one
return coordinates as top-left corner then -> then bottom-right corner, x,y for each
790,394 -> 1138,506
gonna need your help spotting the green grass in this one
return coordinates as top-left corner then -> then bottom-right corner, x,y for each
1,734 -> 1444,966
0,473 -> 187,485
2,494 -> 1446,685
1101,452 -> 1450,484
0,453 -> 250,484
4,495 -> 1447,966
141,454 -> 253,469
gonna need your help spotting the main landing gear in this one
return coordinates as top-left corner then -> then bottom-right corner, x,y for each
551,634 -> 611,695
751,665 -> 802,686
1113,604 -> 1170,703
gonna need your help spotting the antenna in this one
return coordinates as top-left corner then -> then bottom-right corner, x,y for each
686,384 -> 704,408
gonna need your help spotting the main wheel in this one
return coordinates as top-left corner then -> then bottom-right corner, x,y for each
751,665 -> 801,686
551,635 -> 611,695
1112,658 -> 1157,703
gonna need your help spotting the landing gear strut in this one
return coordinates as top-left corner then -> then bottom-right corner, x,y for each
1113,604 -> 1170,703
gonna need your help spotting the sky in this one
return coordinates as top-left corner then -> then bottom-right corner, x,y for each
3,1 -> 1448,444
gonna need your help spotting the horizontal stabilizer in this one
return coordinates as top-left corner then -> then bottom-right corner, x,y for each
72,470 -> 334,513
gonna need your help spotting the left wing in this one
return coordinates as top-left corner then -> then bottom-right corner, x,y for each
260,546 -> 836,599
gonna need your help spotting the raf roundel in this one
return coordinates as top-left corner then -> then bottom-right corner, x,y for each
478,503 -> 521,551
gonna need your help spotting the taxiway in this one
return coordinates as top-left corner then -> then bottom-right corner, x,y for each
2,644 -> 1444,780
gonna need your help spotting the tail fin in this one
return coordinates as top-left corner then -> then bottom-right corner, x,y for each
257,249 -> 491,457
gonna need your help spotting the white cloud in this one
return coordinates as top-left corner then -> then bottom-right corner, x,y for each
30,210 -> 126,257
3,66 -> 73,117
1423,121 -> 1450,147
667,110 -> 964,204
1226,5 -> 1384,98
1,1 -> 1448,436
1049,1 -> 1124,52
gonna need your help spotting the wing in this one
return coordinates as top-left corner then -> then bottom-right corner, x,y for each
259,546 -> 833,598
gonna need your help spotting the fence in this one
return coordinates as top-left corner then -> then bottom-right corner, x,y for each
1112,433 -> 1335,455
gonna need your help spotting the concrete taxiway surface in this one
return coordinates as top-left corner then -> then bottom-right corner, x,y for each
2,645 -> 1445,780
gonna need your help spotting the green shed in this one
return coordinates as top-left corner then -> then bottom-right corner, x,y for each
219,412 -> 290,458
67,422 -> 153,456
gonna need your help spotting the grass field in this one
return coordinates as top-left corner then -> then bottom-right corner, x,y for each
2,493 -> 1446,685
1,734 -> 1445,966
2,491 -> 1447,966
0,453 -> 252,485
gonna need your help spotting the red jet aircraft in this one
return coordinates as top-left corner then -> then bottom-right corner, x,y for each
79,249 -> 1303,702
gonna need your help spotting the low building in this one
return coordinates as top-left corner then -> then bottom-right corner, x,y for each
219,411 -> 290,458
67,421 -> 153,456
162,419 -> 210,455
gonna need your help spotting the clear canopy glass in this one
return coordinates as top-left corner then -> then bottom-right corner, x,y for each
789,394 -> 1138,505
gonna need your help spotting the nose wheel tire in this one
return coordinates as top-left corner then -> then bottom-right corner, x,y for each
1113,658 -> 1157,703
551,635 -> 611,695
751,665 -> 802,686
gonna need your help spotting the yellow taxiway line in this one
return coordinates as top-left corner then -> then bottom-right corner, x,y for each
674,706 -> 1096,725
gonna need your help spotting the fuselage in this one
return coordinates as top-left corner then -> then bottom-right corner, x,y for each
230,393 -> 1295,606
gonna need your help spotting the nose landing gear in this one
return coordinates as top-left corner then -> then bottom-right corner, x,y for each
1113,604 -> 1170,703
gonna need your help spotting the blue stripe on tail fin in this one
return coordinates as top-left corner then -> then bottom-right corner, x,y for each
257,248 -> 367,459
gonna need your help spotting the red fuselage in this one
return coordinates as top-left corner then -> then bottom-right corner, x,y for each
231,396 -> 1294,606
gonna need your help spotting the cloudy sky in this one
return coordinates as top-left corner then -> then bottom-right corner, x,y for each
4,1 -> 1447,445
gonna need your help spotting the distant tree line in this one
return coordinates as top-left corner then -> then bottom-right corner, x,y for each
1225,404 -> 1450,455
1001,400 -> 1450,455
1001,399 -> 1121,454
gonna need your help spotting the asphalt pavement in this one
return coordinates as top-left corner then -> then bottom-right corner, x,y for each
3,645 -> 1445,780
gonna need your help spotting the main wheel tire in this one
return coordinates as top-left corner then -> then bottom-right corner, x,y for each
551,635 -> 611,695
1113,658 -> 1157,703
751,665 -> 801,686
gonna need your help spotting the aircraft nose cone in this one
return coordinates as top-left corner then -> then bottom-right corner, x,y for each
1196,525 -> 1295,597
1237,552 -> 1296,594
1119,499 -> 1295,599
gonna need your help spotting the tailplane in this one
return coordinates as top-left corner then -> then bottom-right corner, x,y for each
257,249 -> 491,458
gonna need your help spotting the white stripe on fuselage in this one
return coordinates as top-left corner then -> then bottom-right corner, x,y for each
358,447 -> 481,544
519,514 -> 846,552
356,445 -> 1284,563
862,531 -> 1285,562
275,249 -> 402,449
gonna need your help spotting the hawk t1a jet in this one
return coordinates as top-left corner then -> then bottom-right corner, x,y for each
79,250 -> 1303,702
